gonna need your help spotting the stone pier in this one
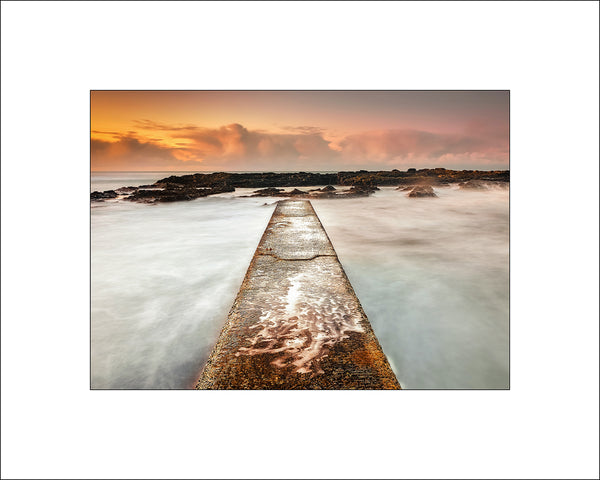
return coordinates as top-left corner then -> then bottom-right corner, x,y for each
196,200 -> 400,389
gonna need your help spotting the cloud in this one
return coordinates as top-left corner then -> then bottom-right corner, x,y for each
91,129 -> 123,137
91,122 -> 508,171
338,128 -> 508,169
281,125 -> 326,136
132,119 -> 198,132
91,136 -> 204,170
152,123 -> 339,169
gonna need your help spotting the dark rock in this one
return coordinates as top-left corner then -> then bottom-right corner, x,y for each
149,169 -> 508,190
459,180 -> 488,190
115,186 -> 138,194
459,180 -> 509,190
348,177 -> 378,193
407,185 -> 437,198
126,184 -> 234,203
252,187 -> 284,196
111,169 -> 509,203
345,189 -> 371,197
155,171 -> 339,189
91,190 -> 118,200
349,185 -> 378,194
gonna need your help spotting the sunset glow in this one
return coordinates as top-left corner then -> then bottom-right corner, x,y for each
91,91 -> 509,172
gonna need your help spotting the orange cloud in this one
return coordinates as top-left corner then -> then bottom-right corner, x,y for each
91,122 -> 340,171
91,122 -> 508,171
91,136 -> 204,171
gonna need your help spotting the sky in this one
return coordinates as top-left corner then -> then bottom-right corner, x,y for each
91,91 -> 509,172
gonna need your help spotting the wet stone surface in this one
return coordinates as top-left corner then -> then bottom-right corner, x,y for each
196,200 -> 400,389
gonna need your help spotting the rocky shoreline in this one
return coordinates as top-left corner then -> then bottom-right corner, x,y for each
91,168 -> 509,203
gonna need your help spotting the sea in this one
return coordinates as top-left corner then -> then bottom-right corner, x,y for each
91,171 -> 509,389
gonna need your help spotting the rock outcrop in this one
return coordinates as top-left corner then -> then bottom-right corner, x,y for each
153,168 -> 509,190
458,180 -> 488,190
252,187 -> 285,196
407,185 -> 437,198
91,169 -> 509,203
125,184 -> 235,203
90,190 -> 117,200
458,180 -> 509,190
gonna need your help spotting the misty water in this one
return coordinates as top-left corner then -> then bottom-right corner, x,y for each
91,173 -> 509,389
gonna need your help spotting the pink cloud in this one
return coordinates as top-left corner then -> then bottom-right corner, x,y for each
338,128 -> 508,168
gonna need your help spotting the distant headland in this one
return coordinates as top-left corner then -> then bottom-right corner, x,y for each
91,168 -> 509,203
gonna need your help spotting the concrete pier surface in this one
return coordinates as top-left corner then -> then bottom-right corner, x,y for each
196,200 -> 400,389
